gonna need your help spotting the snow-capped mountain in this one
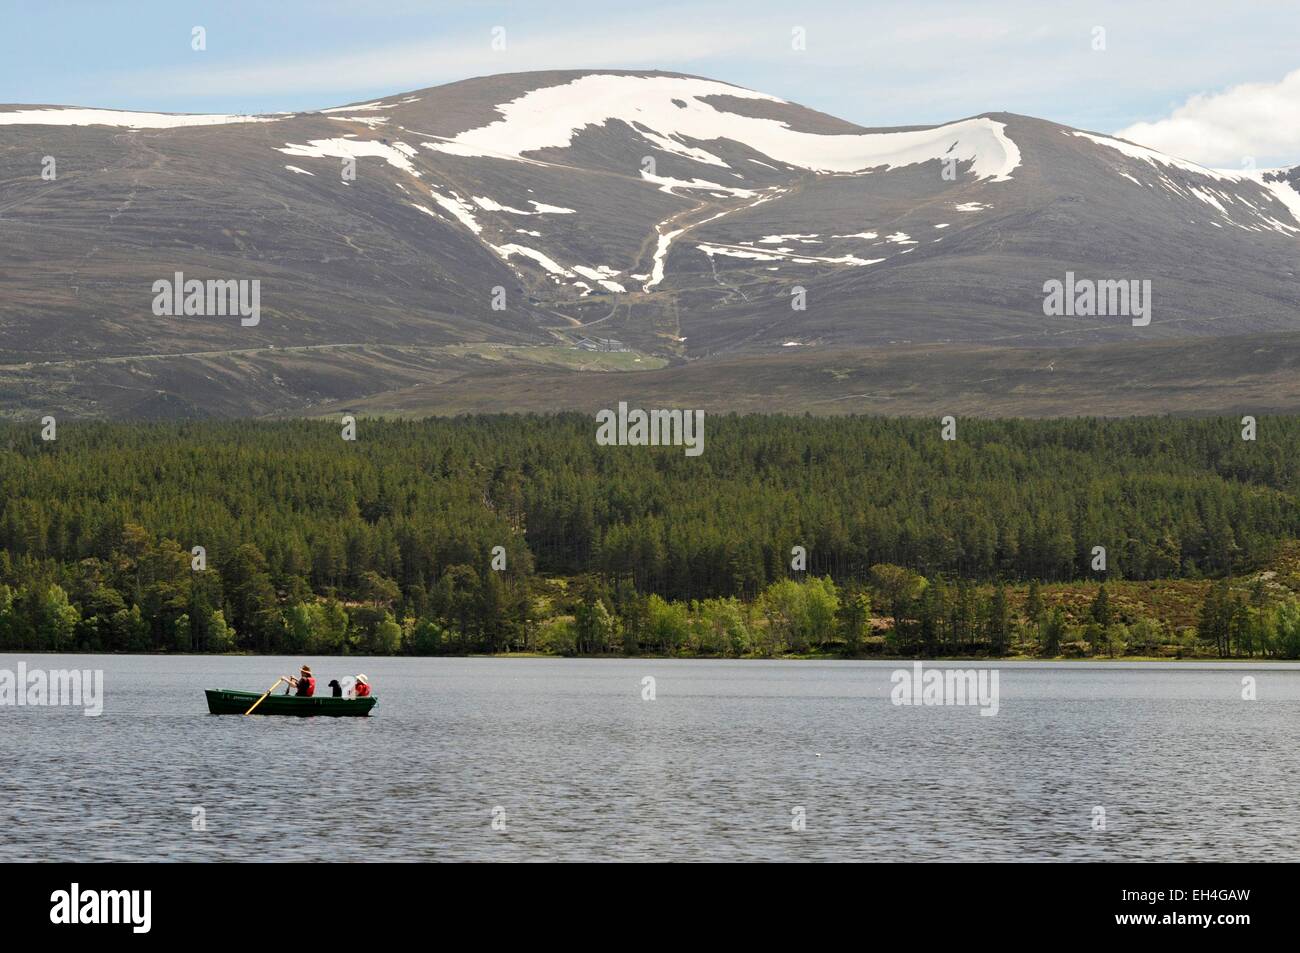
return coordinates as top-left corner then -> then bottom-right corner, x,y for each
2,69 -> 1299,417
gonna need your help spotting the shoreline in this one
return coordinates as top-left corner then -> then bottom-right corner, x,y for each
0,650 -> 1293,663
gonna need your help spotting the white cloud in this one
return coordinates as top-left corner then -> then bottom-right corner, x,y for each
1115,68 -> 1300,168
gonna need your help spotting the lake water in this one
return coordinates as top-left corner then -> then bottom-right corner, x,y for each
2,655 -> 1298,862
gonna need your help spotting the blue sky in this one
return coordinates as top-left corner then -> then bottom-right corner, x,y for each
4,0 -> 1300,165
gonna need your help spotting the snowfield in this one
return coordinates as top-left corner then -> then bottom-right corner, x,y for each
277,137 -> 422,176
423,74 -> 1023,182
1072,130 -> 1300,233
0,107 -> 278,128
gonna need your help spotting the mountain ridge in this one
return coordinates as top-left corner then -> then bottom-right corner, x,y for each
2,69 -> 1299,418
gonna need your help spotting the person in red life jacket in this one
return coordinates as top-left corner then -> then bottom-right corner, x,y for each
286,665 -> 316,697
354,674 -> 371,698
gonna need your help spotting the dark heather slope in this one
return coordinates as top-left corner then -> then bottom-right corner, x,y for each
1,70 -> 1298,417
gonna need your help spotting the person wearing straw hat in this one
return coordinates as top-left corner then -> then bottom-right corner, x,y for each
286,665 -> 316,697
354,674 -> 371,698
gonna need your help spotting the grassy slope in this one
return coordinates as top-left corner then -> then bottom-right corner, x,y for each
8,331 -> 1300,420
318,332 -> 1300,419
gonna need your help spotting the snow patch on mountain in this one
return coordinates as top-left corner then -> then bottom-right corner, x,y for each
646,228 -> 684,290
1073,131 -> 1300,232
1071,131 -> 1236,182
424,74 -> 1021,182
473,196 -> 576,215
320,96 -> 420,114
427,189 -> 481,233
474,196 -> 537,214
572,265 -> 626,292
277,137 -> 421,176
495,244 -> 570,276
328,115 -> 390,129
634,125 -> 730,167
640,170 -> 757,197
416,187 -> 624,293
698,244 -> 783,261
698,242 -> 883,266
0,107 -> 278,128
1188,186 -> 1228,215
321,102 -> 384,113
1229,169 -> 1300,232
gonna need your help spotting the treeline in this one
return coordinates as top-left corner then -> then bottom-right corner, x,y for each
1,414 -> 1298,656
4,543 -> 1299,658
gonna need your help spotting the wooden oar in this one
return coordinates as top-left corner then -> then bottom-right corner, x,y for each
244,677 -> 285,715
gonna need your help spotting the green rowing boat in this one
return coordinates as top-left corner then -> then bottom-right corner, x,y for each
205,689 -> 377,717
